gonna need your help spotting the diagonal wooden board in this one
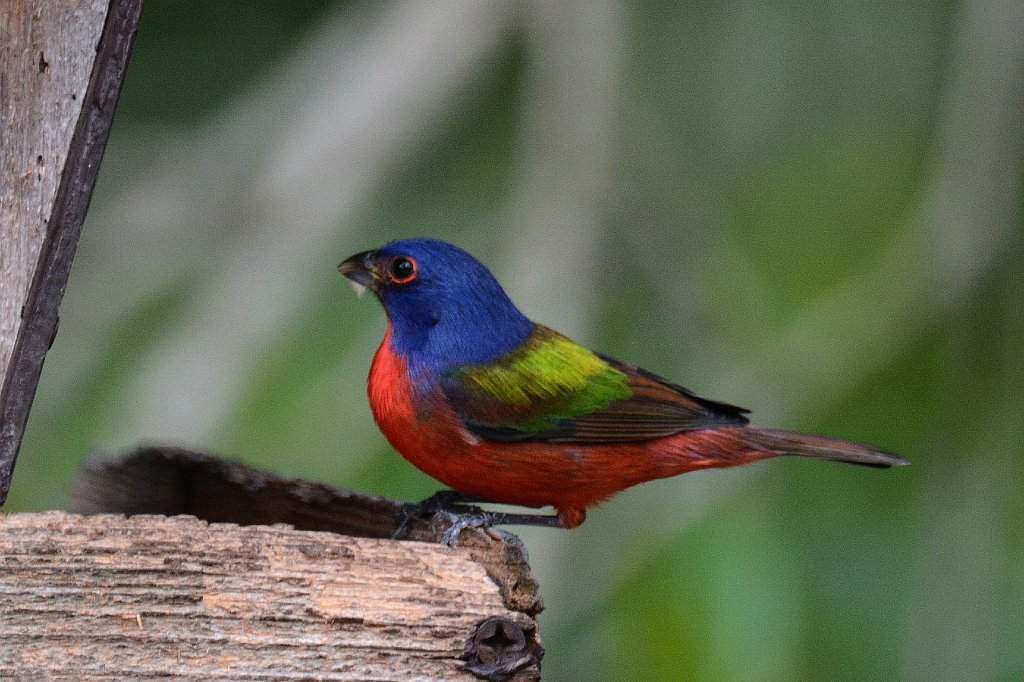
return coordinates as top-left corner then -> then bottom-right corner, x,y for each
0,0 -> 146,503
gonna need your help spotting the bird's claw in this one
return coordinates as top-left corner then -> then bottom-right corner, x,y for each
392,493 -> 520,548
393,490 -> 553,548
436,509 -> 479,547
392,493 -> 482,544
434,509 -> 521,548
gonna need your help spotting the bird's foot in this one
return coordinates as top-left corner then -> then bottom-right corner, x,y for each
392,490 -> 484,541
432,509 -> 521,548
392,490 -> 563,548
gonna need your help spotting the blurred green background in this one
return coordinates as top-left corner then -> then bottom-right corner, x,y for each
9,0 -> 1024,679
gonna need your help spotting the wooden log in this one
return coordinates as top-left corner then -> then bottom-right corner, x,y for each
67,447 -> 545,617
0,512 -> 543,681
0,0 -> 145,503
0,448 -> 545,680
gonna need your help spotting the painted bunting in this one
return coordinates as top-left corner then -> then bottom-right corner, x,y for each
339,238 -> 906,531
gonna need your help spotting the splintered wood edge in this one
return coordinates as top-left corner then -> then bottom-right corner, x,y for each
0,511 -> 542,681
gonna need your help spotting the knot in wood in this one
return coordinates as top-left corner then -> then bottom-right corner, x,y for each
460,615 -> 543,681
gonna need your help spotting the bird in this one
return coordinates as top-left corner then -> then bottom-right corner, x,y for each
338,238 -> 907,532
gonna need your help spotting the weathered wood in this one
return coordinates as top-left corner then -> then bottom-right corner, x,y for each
0,0 -> 146,503
0,512 -> 543,681
68,447 -> 545,616
1,0 -> 103,376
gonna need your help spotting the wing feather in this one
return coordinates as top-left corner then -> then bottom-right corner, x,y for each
442,325 -> 748,445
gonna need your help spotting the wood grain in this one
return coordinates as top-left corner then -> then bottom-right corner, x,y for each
0,0 -> 146,503
0,512 -> 543,681
0,0 -> 106,405
68,446 -> 545,616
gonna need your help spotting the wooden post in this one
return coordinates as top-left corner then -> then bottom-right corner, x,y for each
0,0 -> 145,503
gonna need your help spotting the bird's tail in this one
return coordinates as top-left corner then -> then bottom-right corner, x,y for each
742,427 -> 909,468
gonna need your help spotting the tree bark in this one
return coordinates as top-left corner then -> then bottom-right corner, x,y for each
0,511 -> 543,681
0,447 -> 545,680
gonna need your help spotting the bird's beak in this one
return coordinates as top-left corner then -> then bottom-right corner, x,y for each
338,250 -> 381,295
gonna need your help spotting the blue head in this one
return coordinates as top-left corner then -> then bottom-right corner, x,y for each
338,239 -> 535,378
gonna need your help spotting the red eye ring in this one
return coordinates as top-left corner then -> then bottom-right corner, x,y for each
387,255 -> 418,284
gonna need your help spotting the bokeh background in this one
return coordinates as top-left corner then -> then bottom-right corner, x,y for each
9,0 -> 1024,679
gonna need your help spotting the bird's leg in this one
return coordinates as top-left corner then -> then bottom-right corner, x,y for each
394,490 -> 488,532
393,489 -> 563,546
476,511 -> 565,529
415,489 -> 493,510
393,490 -> 484,539
436,510 -> 564,548
403,489 -> 542,519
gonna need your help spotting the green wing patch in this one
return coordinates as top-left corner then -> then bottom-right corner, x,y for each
442,325 -> 750,444
450,325 -> 631,433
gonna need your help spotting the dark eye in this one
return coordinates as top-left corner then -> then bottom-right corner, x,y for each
388,256 -> 417,284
